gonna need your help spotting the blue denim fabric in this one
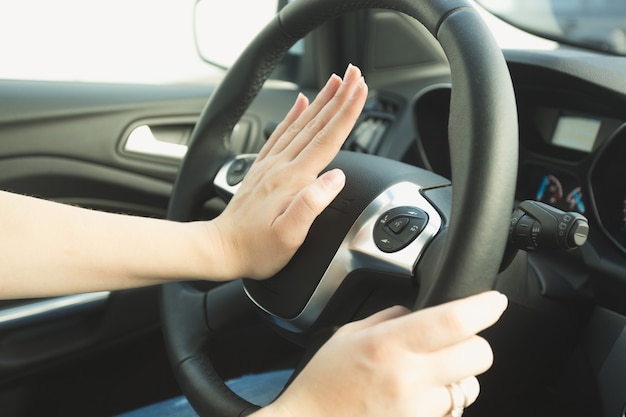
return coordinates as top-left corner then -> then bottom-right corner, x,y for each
115,369 -> 293,417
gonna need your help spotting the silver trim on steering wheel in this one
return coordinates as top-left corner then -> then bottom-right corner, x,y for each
214,154 -> 258,199
245,181 -> 443,333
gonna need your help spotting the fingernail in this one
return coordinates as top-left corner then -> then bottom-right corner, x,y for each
294,92 -> 306,104
324,73 -> 340,89
322,169 -> 346,191
356,76 -> 366,90
343,64 -> 356,82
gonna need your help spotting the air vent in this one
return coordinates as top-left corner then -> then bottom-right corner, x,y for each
345,93 -> 400,154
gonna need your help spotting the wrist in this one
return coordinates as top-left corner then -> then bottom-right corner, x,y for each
185,219 -> 240,282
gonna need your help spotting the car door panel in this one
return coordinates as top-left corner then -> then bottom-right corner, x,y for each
0,81 -> 215,390
0,77 -> 303,396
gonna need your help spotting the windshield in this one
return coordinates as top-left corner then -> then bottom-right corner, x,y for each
476,0 -> 626,55
0,0 -> 286,85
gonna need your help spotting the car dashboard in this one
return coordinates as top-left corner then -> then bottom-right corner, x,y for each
378,48 -> 626,316
366,47 -> 626,416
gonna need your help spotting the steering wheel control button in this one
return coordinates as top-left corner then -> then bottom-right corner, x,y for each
374,207 -> 429,253
388,217 -> 410,234
226,156 -> 255,186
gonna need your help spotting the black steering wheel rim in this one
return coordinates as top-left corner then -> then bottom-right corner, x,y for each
162,1 -> 518,416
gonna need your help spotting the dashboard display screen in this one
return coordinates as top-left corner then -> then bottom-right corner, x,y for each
551,115 -> 601,152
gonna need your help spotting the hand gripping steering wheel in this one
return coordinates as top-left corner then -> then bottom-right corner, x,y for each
162,0 -> 518,416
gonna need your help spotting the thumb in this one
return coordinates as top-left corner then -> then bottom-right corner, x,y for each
274,169 -> 346,241
317,168 -> 346,199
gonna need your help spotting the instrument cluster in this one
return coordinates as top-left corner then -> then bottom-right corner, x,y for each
516,105 -> 626,253
411,83 -> 626,253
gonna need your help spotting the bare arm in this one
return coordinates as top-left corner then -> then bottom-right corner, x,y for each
0,191 -> 222,298
0,64 -> 368,299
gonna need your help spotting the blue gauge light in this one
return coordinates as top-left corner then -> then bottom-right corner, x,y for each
536,176 -> 548,200
566,187 -> 586,214
536,174 -> 563,205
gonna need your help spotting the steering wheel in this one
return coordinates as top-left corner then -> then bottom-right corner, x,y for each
162,0 -> 518,416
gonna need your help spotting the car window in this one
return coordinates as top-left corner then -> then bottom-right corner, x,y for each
194,0 -> 281,69
0,0 -> 280,85
476,0 -> 626,55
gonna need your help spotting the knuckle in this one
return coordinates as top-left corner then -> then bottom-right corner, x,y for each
334,324 -> 350,335
361,332 -> 394,364
386,305 -> 412,317
439,305 -> 468,335
305,117 -> 325,135
285,121 -> 303,138
334,321 -> 357,336
382,374 -> 409,401
312,126 -> 331,146
298,187 -> 319,215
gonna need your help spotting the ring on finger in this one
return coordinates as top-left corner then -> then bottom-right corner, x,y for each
447,382 -> 467,417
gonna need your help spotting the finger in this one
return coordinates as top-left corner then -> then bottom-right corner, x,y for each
258,93 -> 309,160
458,376 -> 480,407
263,73 -> 342,159
293,74 -> 367,174
385,291 -> 508,353
427,335 -> 494,385
271,168 -> 346,247
288,66 -> 367,167
423,377 -> 479,417
297,73 -> 367,171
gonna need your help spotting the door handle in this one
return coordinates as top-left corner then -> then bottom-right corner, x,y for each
124,124 -> 189,160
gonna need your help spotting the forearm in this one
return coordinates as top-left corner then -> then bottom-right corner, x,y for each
0,191 -> 228,299
0,65 -> 368,300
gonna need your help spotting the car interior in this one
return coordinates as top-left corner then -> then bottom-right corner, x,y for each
0,1 -> 625,416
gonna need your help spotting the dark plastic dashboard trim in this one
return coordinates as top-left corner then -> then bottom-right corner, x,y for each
0,292 -> 110,331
